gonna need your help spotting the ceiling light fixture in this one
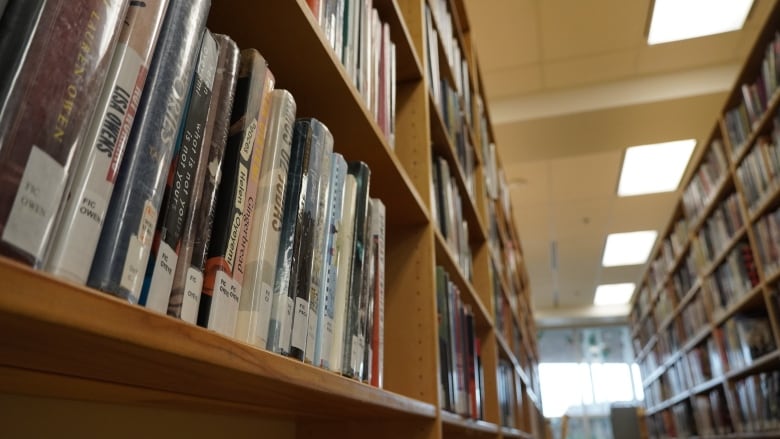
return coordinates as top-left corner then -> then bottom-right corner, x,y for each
602,230 -> 658,267
594,283 -> 636,306
617,139 -> 696,196
647,0 -> 754,45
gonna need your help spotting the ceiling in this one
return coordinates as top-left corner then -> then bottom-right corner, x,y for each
461,0 -> 776,326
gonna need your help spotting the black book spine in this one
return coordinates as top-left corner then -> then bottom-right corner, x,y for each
288,118 -> 331,361
342,160 -> 371,378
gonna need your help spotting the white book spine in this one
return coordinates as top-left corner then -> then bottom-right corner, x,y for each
314,153 -> 347,368
236,89 -> 296,348
305,149 -> 333,363
328,174 -> 358,372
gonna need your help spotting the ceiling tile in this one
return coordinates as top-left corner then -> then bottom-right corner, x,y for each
507,161 -> 551,206
539,0 -> 648,60
549,152 -> 622,202
464,0 -> 541,70
483,65 -> 544,99
609,193 -> 679,232
637,33 -> 740,75
543,50 -> 638,90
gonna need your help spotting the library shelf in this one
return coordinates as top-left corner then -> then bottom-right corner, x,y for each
441,410 -> 501,436
0,258 -> 436,420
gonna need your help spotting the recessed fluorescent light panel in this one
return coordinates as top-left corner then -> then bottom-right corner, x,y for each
602,230 -> 658,267
648,0 -> 754,45
594,283 -> 636,306
617,139 -> 696,196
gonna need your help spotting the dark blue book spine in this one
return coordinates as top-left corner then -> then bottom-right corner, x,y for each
288,118 -> 332,361
87,0 -> 211,303
342,160 -> 371,378
267,119 -> 309,355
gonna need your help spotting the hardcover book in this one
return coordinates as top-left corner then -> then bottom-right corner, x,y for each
168,35 -> 240,323
142,30 -> 219,314
45,0 -> 171,284
287,118 -> 332,361
313,153 -> 348,369
267,119 -> 310,355
327,172 -> 358,372
169,34 -> 240,323
0,0 -> 127,266
197,49 -> 272,336
342,160 -> 371,378
235,89 -> 296,348
304,147 -> 334,364
367,197 -> 385,387
88,0 -> 211,303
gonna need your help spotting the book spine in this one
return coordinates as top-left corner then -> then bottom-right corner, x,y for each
288,118 -> 332,361
369,197 -> 385,387
235,89 -> 296,348
175,40 -> 239,323
87,0 -> 210,302
313,153 -> 347,368
0,0 -> 127,267
327,173 -> 357,372
169,34 -> 240,323
0,0 -> 46,122
342,161 -> 371,378
143,30 -> 219,314
267,119 -> 308,355
304,149 -> 334,364
360,202 -> 376,383
197,49 -> 269,336
44,0 -> 170,284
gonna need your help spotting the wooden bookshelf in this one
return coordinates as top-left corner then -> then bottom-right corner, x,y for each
0,0 -> 540,438
630,1 -> 780,436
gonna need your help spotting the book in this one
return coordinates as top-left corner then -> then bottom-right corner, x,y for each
287,118 -> 333,361
360,200 -> 376,383
0,0 -> 46,123
168,34 -> 240,323
312,153 -> 348,369
367,197 -> 385,387
197,49 -> 273,336
304,150 -> 334,364
0,0 -> 127,267
142,30 -> 219,314
328,173 -> 358,372
88,0 -> 211,303
44,0 -> 170,284
267,119 -> 310,355
235,89 -> 296,348
342,161 -> 371,378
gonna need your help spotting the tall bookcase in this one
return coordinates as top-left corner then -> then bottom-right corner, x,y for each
630,2 -> 780,437
0,1 -> 543,438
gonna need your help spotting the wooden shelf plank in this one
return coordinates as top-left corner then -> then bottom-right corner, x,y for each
0,258 -> 436,420
374,0 -> 425,83
441,410 -> 500,436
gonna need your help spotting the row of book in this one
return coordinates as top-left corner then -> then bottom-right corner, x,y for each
719,312 -> 776,373
0,0 -> 386,384
733,370 -> 780,433
436,266 -> 485,419
497,359 -> 516,429
723,31 -> 780,158
681,139 -> 729,224
754,204 -> 780,278
432,155 -> 473,279
679,291 -> 708,342
653,285 -> 675,328
706,241 -> 759,315
691,388 -> 734,436
735,134 -> 780,214
694,192 -> 744,268
305,0 -> 397,147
